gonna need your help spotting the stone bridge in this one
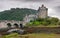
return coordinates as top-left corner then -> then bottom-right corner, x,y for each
0,20 -> 24,28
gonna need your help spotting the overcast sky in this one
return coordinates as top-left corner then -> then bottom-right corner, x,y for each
0,0 -> 60,18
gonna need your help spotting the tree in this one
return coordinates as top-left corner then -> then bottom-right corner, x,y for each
36,18 -> 44,22
57,22 -> 60,25
49,17 -> 59,25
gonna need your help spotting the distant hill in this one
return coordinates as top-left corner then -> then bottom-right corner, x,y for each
0,8 -> 38,21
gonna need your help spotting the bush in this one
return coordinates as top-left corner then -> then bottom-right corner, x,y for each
26,17 -> 60,26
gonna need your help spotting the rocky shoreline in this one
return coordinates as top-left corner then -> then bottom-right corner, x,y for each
25,27 -> 60,34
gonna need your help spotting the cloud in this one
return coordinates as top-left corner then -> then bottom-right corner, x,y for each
54,6 -> 60,12
10,0 -> 54,2
22,0 -> 51,2
0,0 -> 54,2
48,5 -> 60,18
53,6 -> 60,16
0,0 -> 60,18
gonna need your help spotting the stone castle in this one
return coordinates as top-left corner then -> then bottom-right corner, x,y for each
23,4 -> 48,23
38,4 -> 48,18
0,4 -> 48,28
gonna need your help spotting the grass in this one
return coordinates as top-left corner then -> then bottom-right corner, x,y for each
28,33 -> 60,38
26,25 -> 60,27
0,33 -> 60,38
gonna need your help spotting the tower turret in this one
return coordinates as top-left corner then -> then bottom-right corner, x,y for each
38,4 -> 48,18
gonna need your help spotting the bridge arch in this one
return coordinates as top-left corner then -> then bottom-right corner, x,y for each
7,23 -> 12,28
14,23 -> 19,28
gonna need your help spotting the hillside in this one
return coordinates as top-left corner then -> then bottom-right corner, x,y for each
0,8 -> 38,21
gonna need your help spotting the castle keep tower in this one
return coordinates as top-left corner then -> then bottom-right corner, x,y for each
38,4 -> 48,18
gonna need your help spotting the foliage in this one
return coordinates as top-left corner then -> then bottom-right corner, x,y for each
27,17 -> 60,26
57,22 -> 60,25
49,17 -> 59,25
4,33 -> 19,38
0,8 -> 37,21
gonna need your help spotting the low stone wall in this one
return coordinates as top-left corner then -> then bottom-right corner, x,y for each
26,27 -> 60,34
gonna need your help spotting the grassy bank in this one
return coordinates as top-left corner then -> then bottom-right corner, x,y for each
28,33 -> 60,38
25,25 -> 60,27
1,33 -> 60,38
